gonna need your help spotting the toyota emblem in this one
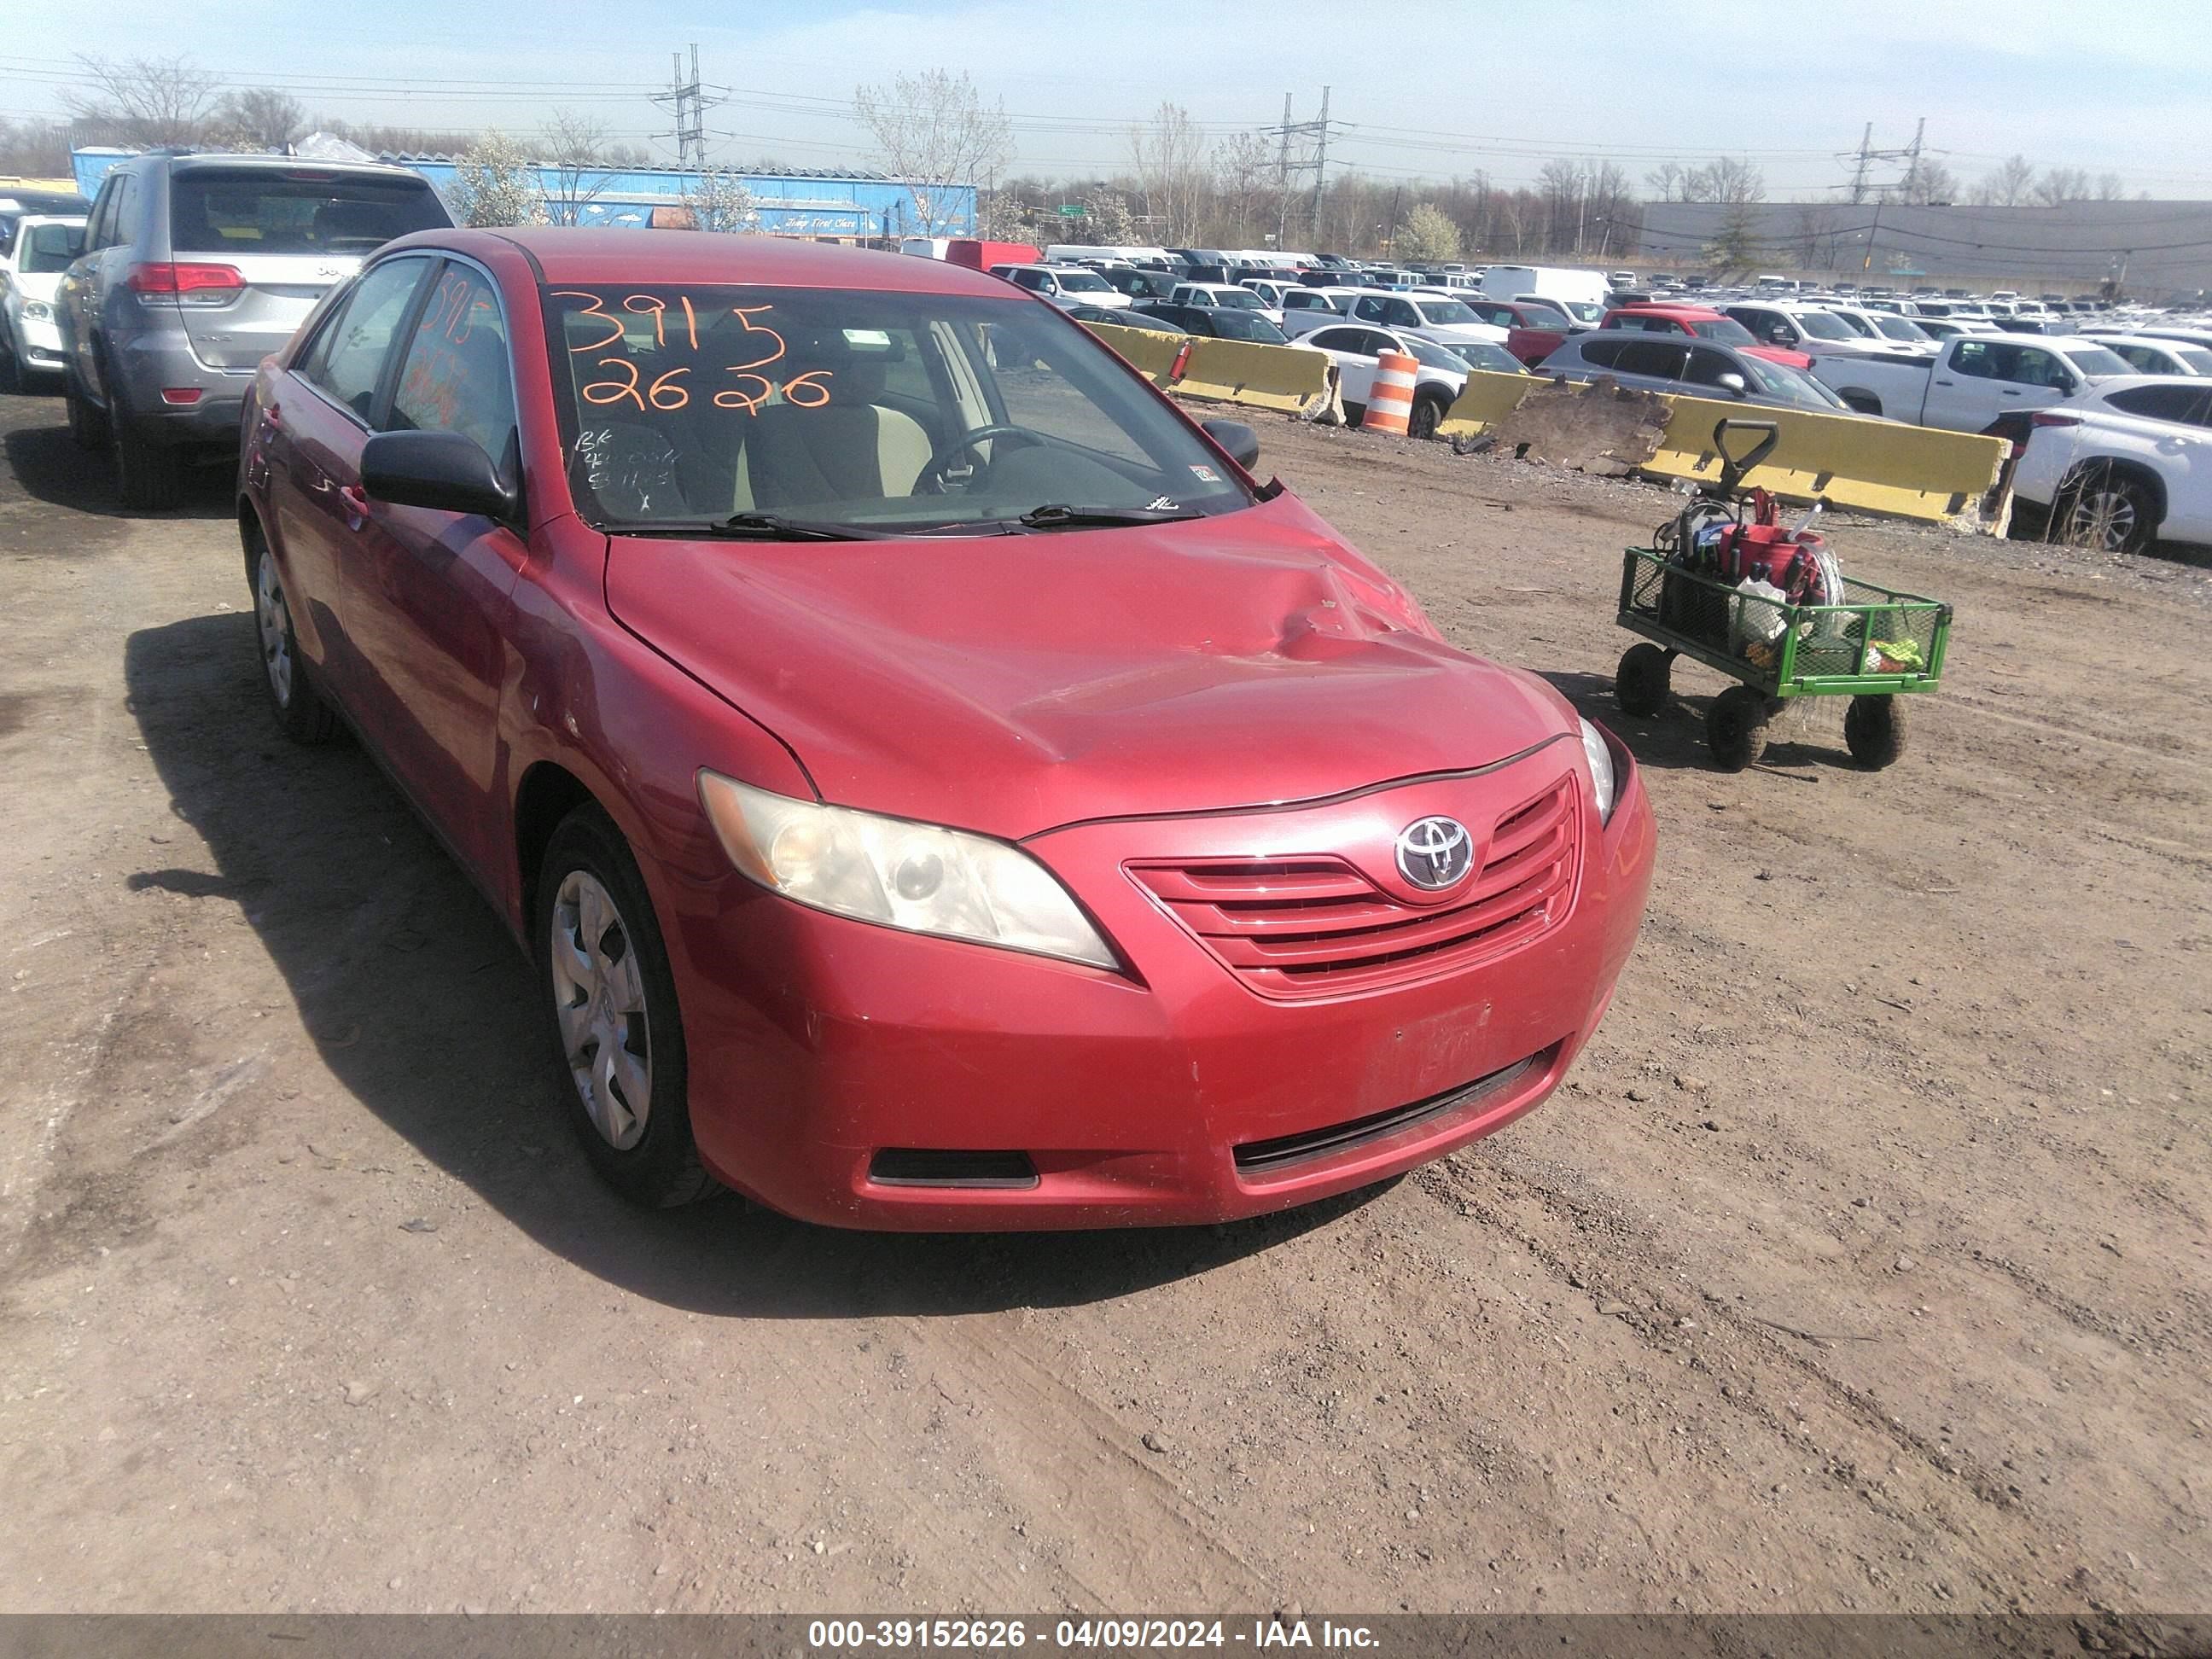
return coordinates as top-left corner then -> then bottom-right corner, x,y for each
1394,816 -> 1474,890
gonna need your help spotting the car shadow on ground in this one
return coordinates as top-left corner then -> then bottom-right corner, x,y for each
1540,667 -> 1869,777
2,410 -> 234,522
125,613 -> 1386,1318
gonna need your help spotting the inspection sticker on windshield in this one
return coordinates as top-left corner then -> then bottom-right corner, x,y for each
1188,464 -> 1220,482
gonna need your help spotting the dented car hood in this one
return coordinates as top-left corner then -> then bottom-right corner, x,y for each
603,491 -> 1575,841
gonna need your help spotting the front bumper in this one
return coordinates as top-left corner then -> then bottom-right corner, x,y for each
11,312 -> 67,374
661,738 -> 1656,1231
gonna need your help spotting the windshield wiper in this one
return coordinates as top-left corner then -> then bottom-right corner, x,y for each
1015,504 -> 1203,531
601,513 -> 882,542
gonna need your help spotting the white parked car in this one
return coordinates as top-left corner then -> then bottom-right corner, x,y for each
0,212 -> 84,388
2011,376 -> 2212,552
987,264 -> 1131,310
2081,334 -> 2212,376
1299,323 -> 1523,439
1331,289 -> 1510,353
1722,300 -> 1923,359
1820,305 -> 1942,355
1278,287 -> 1365,335
1173,282 -> 1277,325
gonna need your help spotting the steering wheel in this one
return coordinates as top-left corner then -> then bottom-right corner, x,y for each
914,424 -> 1048,494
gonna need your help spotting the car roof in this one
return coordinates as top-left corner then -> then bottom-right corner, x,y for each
405,227 -> 1024,296
162,153 -> 431,183
1612,303 -> 1725,319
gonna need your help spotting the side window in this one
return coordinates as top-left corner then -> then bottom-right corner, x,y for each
390,264 -> 517,462
1385,300 -> 1419,327
109,175 -> 141,247
2009,348 -> 2061,387
1308,328 -> 1359,352
1685,347 -> 1741,387
2105,385 -> 2200,422
1615,341 -> 1689,380
1577,336 -> 1627,370
1352,296 -> 1385,322
1364,331 -> 1403,357
303,257 -> 432,422
1952,341 -> 2002,380
85,182 -> 119,250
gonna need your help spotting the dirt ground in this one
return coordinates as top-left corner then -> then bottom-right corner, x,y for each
1,382 -> 2207,1624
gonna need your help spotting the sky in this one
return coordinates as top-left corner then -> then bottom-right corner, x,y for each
6,0 -> 2211,197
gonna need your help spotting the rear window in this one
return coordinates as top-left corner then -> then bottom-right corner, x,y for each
169,171 -> 447,255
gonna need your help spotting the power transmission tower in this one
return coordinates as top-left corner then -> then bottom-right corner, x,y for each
1266,90 -> 1337,247
652,44 -> 721,172
1900,116 -> 1925,202
1848,122 -> 1873,205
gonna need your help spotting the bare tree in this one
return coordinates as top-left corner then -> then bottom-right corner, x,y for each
1972,154 -> 2037,207
541,109 -> 619,227
63,54 -> 219,147
445,131 -> 544,229
1899,160 -> 1958,205
683,167 -> 756,234
1213,130 -> 1276,245
2034,166 -> 2093,207
0,117 -> 73,177
2096,172 -> 2128,201
212,88 -> 306,151
853,69 -> 1013,236
1644,162 -> 1686,203
1126,102 -> 1208,244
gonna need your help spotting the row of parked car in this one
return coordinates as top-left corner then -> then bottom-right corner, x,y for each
989,247 -> 2212,555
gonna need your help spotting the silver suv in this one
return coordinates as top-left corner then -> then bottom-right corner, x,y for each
58,151 -> 451,509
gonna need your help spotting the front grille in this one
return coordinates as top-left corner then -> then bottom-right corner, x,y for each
1130,775 -> 1580,998
1233,1046 -> 1555,1177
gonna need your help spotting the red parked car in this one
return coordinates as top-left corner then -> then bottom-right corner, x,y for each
1600,305 -> 1813,371
236,229 -> 1655,1230
1458,298 -> 1578,368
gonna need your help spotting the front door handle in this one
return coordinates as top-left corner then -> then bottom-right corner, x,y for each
338,484 -> 371,522
1935,378 -> 1954,387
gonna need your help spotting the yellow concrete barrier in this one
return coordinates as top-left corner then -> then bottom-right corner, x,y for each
1173,336 -> 1332,413
1085,322 -> 1185,381
1641,396 -> 2007,522
1436,369 -> 1543,437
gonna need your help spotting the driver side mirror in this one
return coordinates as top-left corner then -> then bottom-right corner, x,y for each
361,430 -> 519,521
1201,418 -> 1260,471
1716,373 -> 1749,399
1767,325 -> 1794,345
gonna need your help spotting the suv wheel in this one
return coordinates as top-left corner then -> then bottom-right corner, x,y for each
1408,392 -> 1447,440
114,422 -> 184,511
66,369 -> 111,451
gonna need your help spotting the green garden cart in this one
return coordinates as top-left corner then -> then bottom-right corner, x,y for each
1613,420 -> 1953,772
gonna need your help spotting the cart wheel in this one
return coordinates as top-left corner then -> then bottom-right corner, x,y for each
1615,643 -> 1673,718
1706,686 -> 1771,772
1844,695 -> 1906,770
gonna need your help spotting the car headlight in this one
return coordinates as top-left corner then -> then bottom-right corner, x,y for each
22,300 -> 51,321
1579,718 -> 1619,826
697,771 -> 1116,969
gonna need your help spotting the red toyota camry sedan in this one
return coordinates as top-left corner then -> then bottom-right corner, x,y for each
237,229 -> 1655,1229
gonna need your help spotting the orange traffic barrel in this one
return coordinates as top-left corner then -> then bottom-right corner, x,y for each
1365,351 -> 1418,435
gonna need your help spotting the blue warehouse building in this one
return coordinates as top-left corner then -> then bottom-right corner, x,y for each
71,146 -> 975,240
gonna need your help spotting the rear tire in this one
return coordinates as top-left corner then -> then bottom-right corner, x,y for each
114,422 -> 183,511
66,369 -> 110,451
1706,685 -> 1771,773
1615,643 -> 1673,718
2056,466 -> 2156,555
1843,695 -> 1906,770
246,527 -> 339,745
1408,392 -> 1447,440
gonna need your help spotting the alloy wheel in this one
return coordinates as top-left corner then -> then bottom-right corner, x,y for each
549,870 -> 653,1150
2064,487 -> 2136,553
255,550 -> 294,707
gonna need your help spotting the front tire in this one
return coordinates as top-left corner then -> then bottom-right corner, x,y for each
1615,643 -> 1674,717
1408,392 -> 1446,440
246,529 -> 339,744
1843,695 -> 1906,770
536,805 -> 714,1209
1706,685 -> 1772,772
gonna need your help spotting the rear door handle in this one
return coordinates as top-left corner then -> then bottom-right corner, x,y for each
338,484 -> 371,521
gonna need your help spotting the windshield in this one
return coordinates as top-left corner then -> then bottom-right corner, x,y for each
19,221 -> 81,273
1403,336 -> 1470,371
1875,316 -> 1932,342
1416,300 -> 1480,325
1560,300 -> 1604,323
1793,311 -> 1857,341
1744,358 -> 1849,411
168,170 -> 446,254
1210,311 -> 1289,342
2182,347 -> 2212,374
1518,299 -> 1571,327
1054,270 -> 1111,294
2062,345 -> 2131,377
1690,317 -> 1759,346
543,284 -> 1254,534
1831,311 -> 1878,337
1441,340 -> 1522,374
1210,288 -> 1261,309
